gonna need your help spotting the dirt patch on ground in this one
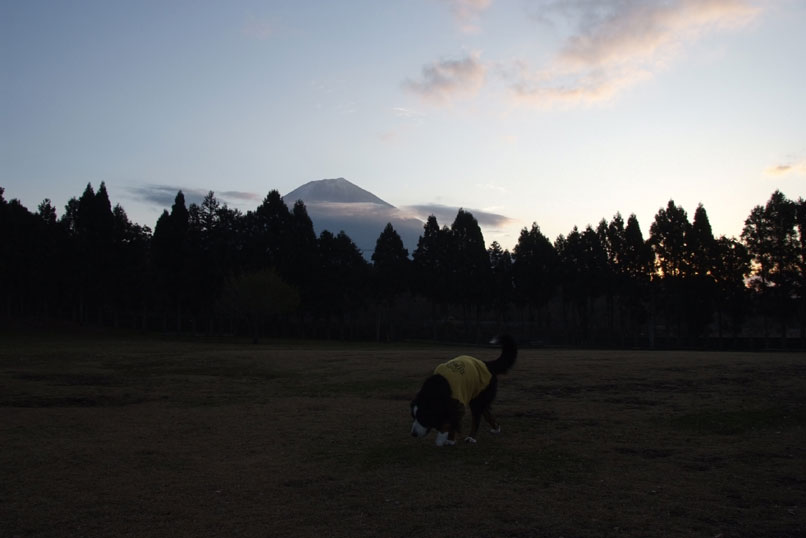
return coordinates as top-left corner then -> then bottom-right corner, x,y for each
1,336 -> 804,537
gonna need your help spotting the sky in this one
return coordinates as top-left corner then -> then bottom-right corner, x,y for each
2,0 -> 805,250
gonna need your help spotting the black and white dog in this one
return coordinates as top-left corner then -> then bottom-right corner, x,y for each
410,335 -> 517,446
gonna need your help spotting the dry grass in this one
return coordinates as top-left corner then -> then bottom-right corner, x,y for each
1,335 -> 804,537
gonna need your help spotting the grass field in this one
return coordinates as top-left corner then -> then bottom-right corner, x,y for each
1,335 -> 804,537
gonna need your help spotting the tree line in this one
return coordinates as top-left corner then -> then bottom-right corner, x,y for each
1,184 -> 803,348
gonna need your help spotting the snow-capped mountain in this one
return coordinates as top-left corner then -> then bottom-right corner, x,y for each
285,178 -> 394,208
283,178 -> 423,257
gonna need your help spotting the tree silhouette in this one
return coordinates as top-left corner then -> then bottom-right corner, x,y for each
796,198 -> 806,346
683,204 -> 718,340
186,192 -> 243,334
622,215 -> 654,281
31,198 -> 66,318
650,200 -> 690,279
221,269 -> 300,343
712,236 -> 750,343
371,223 -> 410,341
412,215 -> 452,338
37,199 -> 57,225
315,230 -> 369,338
512,223 -> 558,341
286,200 -> 320,332
687,205 -> 717,276
74,183 -> 97,323
597,218 -> 620,343
252,190 -> 291,271
65,182 -> 116,324
488,241 -> 514,327
601,213 -> 650,345
0,192 -> 44,317
1,181 -> 800,348
621,214 -> 655,345
448,209 -> 491,339
742,190 -> 799,345
152,191 -> 191,331
555,225 -> 609,344
109,204 -> 152,328
650,200 -> 691,342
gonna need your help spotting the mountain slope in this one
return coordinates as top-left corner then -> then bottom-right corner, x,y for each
283,178 -> 422,257
285,178 -> 394,208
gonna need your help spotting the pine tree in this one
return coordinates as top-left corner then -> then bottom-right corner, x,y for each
488,241 -> 514,327
512,222 -> 558,341
371,223 -> 410,340
742,190 -> 798,345
449,209 -> 491,339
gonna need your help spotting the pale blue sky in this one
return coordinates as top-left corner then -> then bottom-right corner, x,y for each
2,0 -> 805,249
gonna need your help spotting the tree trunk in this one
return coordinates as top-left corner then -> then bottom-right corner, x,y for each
649,285 -> 656,349
375,304 -> 383,343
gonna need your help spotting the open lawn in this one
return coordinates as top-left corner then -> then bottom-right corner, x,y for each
1,335 -> 804,537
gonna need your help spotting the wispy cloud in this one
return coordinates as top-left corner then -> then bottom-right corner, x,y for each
392,107 -> 425,120
128,184 -> 260,209
127,185 -> 203,208
403,52 -> 487,104
404,203 -> 515,229
477,182 -> 510,194
438,0 -> 493,33
513,0 -> 762,107
764,160 -> 806,178
220,191 -> 262,202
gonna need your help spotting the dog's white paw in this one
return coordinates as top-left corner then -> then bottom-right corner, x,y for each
490,426 -> 501,434
464,436 -> 477,444
435,431 -> 455,446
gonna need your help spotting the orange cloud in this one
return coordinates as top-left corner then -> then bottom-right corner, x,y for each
514,0 -> 762,107
764,160 -> 806,178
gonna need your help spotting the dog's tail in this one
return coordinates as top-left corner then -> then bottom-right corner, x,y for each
485,334 -> 517,375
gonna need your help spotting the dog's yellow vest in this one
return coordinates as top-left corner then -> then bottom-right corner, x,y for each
434,355 -> 492,406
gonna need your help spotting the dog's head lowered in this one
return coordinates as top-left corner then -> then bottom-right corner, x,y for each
410,392 -> 444,437
410,374 -> 453,441
410,403 -> 431,437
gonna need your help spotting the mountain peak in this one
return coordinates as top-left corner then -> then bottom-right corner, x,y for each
284,178 -> 394,208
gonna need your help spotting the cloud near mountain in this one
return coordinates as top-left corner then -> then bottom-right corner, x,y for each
403,203 -> 514,228
283,178 -> 515,256
130,178 -> 514,257
128,184 -> 260,209
286,201 -> 425,257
